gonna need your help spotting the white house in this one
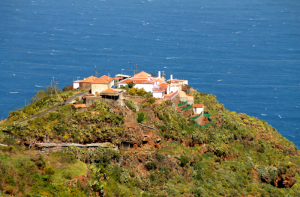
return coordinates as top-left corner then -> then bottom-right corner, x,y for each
193,104 -> 204,114
167,75 -> 188,91
118,71 -> 181,99
73,79 -> 82,89
91,75 -> 114,95
118,71 -> 157,92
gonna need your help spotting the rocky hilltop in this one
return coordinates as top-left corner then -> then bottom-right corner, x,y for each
0,87 -> 299,196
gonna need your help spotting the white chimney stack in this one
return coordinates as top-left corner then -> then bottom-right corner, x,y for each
158,71 -> 161,78
148,75 -> 150,81
170,74 -> 173,81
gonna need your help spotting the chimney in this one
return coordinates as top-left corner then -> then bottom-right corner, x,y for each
148,75 -> 150,81
158,71 -> 161,78
170,74 -> 173,81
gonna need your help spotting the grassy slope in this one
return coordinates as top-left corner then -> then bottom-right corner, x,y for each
0,90 -> 300,196
0,148 -> 87,197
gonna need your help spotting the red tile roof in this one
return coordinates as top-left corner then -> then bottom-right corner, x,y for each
193,104 -> 204,108
159,83 -> 168,89
92,75 -> 113,84
82,94 -> 95,97
102,88 -> 117,93
81,76 -> 98,83
133,71 -> 151,78
119,78 -> 155,84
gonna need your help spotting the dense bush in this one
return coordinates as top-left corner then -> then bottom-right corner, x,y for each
137,112 -> 146,123
145,161 -> 157,170
125,100 -> 136,112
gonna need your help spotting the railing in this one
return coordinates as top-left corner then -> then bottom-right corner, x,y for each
178,101 -> 187,107
189,112 -> 202,120
204,114 -> 211,117
194,116 -> 212,128
164,91 -> 179,100
182,105 -> 192,111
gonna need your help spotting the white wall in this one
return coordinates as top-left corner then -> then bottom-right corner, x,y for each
91,80 -> 114,95
183,80 -> 188,85
193,107 -> 204,114
118,83 -> 126,88
134,83 -> 153,92
170,86 -> 179,93
118,82 -> 153,92
73,82 -> 80,89
153,92 -> 163,98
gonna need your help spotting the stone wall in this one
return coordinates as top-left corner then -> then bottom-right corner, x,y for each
80,82 -> 91,90
85,96 -> 125,107
172,95 -> 180,106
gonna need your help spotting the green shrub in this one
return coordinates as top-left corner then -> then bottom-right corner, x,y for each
0,145 -> 16,153
257,146 -> 265,153
43,166 -> 55,176
202,153 -> 214,159
145,161 -> 157,170
156,153 -> 164,161
127,82 -> 135,88
31,155 -> 46,169
147,97 -> 155,104
180,155 -> 190,167
62,171 -> 73,180
52,152 -> 76,164
193,187 -> 207,197
137,113 -> 146,123
125,100 -> 136,112
137,88 -> 147,96
63,85 -> 73,91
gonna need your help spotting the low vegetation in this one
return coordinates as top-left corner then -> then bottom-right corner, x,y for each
0,89 -> 299,196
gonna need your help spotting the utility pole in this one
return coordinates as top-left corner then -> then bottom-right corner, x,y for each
55,78 -> 58,97
25,99 -> 26,106
136,65 -> 137,74
129,69 -> 130,77
162,71 -> 165,79
95,65 -> 97,77
50,79 -> 53,95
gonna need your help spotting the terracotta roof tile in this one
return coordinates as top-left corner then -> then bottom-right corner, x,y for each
133,71 -> 151,78
119,78 -> 155,84
102,88 -> 117,93
193,104 -> 204,108
81,76 -> 98,83
92,75 -> 114,84
159,83 -> 168,89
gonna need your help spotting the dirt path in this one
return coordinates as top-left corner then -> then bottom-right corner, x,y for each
20,91 -> 88,123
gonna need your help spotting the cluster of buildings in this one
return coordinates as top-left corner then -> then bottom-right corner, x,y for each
73,71 -> 189,101
72,71 -> 204,117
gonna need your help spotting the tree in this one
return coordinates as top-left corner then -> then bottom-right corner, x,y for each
137,113 -> 146,123
127,82 -> 135,89
137,88 -> 146,96
43,165 -> 55,182
31,89 -> 45,103
128,88 -> 138,96
63,85 -> 73,91
182,84 -> 191,95
45,85 -> 61,95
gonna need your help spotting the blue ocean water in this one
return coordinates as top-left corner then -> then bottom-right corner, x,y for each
0,0 -> 299,147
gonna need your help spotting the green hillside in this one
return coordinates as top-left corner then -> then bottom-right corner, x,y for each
0,89 -> 299,197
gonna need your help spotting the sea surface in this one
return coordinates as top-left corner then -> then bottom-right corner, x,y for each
0,0 -> 299,147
